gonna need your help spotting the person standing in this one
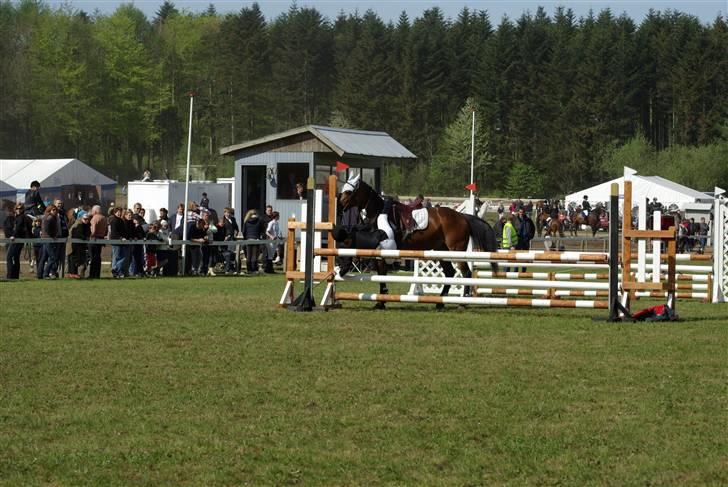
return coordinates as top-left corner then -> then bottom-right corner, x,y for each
697,217 -> 709,254
222,207 -> 239,274
243,209 -> 264,274
200,192 -> 210,210
108,206 -> 126,278
37,205 -> 60,279
264,211 -> 281,273
67,212 -> 91,278
158,207 -> 169,224
88,205 -> 107,279
3,203 -> 33,279
515,207 -> 535,272
53,199 -> 69,275
502,214 -> 518,273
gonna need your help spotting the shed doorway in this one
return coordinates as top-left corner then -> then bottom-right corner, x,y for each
242,165 -> 266,216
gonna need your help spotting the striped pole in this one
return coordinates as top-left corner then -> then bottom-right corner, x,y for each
335,292 -> 608,309
338,274 -> 610,290
316,248 -> 609,263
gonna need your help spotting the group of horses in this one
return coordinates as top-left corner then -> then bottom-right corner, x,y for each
534,201 -> 607,238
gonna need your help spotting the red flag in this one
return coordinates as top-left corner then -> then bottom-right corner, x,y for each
465,182 -> 477,191
335,160 -> 350,172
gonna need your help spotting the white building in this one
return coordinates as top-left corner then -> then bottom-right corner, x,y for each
127,180 -> 231,223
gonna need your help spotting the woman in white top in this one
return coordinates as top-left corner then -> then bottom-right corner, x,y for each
265,211 -> 281,271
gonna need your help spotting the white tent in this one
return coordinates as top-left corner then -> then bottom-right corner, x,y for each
565,167 -> 711,208
0,179 -> 15,199
0,158 -> 116,207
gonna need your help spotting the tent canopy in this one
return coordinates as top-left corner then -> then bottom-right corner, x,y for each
0,159 -> 116,191
0,179 -> 15,198
565,168 -> 711,206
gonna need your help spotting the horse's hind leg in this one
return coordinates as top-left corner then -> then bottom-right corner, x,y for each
374,259 -> 388,310
438,260 -> 456,311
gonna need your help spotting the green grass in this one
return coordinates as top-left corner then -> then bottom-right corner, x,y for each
1,275 -> 726,485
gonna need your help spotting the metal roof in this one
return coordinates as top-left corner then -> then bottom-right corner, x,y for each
219,125 -> 417,159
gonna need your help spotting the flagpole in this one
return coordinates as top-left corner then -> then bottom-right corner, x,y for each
470,108 -> 476,215
181,92 -> 194,274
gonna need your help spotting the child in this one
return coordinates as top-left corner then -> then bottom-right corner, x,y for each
144,222 -> 162,276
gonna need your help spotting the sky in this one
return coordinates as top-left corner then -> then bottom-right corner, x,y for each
44,0 -> 726,24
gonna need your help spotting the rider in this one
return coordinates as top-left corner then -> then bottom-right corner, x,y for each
24,180 -> 46,217
581,195 -> 591,218
378,197 -> 397,250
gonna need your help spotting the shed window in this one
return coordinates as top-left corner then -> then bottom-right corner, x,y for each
277,163 -> 308,199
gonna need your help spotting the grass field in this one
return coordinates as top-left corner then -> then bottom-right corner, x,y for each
1,275 -> 726,485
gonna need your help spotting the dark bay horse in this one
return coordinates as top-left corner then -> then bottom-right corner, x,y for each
571,207 -> 606,237
337,178 -> 498,310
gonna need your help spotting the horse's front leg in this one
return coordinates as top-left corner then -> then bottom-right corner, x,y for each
374,259 -> 388,309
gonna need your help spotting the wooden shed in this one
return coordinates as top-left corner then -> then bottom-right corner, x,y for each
220,125 -> 417,220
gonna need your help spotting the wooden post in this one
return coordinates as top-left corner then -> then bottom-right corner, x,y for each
286,217 -> 296,273
621,180 -> 632,313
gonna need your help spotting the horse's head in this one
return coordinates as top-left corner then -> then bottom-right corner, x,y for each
338,174 -> 361,211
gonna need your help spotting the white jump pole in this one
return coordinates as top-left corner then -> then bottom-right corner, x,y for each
469,108 -> 476,216
181,92 -> 194,273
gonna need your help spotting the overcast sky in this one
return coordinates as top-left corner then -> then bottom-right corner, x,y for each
44,1 -> 725,24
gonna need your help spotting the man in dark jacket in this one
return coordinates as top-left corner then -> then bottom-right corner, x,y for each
67,212 -> 91,278
108,207 -> 126,278
37,205 -> 60,279
4,203 -> 33,279
515,207 -> 536,272
53,199 -> 69,273
243,210 -> 264,273
24,180 -> 46,217
222,207 -> 239,273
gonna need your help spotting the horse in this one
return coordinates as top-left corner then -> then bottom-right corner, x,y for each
570,206 -> 606,237
337,176 -> 499,310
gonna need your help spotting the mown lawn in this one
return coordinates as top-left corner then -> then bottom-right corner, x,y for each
1,275 -> 726,485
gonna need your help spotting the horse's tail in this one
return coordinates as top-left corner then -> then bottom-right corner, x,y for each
463,214 -> 498,252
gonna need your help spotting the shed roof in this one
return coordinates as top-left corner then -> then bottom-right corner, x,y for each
219,125 -> 416,159
0,159 -> 116,189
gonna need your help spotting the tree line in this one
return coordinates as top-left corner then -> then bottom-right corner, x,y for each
1,0 -> 726,196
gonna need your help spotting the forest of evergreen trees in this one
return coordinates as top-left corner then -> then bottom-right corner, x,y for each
1,1 -> 726,196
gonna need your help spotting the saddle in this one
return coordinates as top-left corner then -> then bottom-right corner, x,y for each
389,202 -> 428,241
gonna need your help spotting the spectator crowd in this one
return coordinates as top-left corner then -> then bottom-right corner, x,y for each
3,181 -> 284,280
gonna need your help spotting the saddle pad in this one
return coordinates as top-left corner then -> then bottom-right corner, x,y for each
412,208 -> 429,230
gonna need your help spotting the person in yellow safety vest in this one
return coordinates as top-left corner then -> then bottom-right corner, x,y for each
502,214 -> 518,250
502,214 -> 519,272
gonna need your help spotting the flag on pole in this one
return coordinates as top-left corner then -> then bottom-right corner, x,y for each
465,182 -> 477,191
335,160 -> 350,172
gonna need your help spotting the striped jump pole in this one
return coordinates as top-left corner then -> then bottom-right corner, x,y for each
339,274 -> 610,290
316,248 -> 609,263
335,292 -> 609,309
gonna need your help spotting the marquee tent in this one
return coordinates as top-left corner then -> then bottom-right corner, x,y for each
565,167 -> 711,208
0,159 -> 116,208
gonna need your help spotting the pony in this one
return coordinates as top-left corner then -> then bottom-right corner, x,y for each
337,176 -> 499,310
